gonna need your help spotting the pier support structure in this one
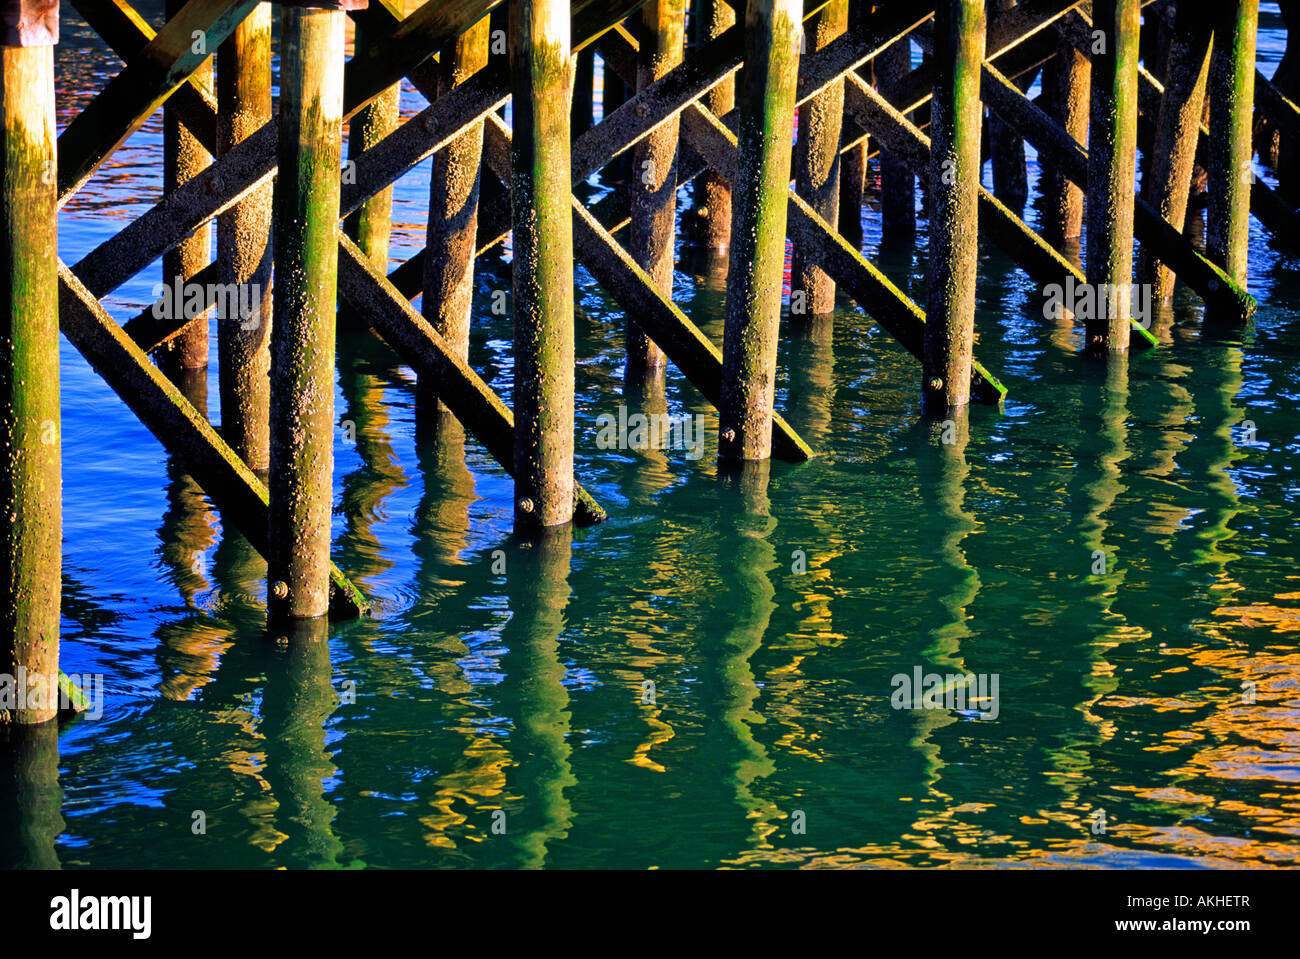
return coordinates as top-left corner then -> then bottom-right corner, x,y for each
268,0 -> 358,621
922,0 -> 985,414
696,0 -> 736,256
719,0 -> 803,462
217,2 -> 274,470
1085,0 -> 1140,353
509,0 -> 576,530
1207,0 -> 1259,298
1,0 -> 60,723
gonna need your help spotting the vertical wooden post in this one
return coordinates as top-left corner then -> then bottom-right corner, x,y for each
217,2 -> 273,471
877,33 -> 915,245
696,0 -> 735,255
1206,0 -> 1259,293
791,0 -> 847,317
922,0 -> 984,414
509,0 -> 575,529
269,2 -> 354,620
1041,34 -> 1089,243
344,19 -> 400,272
629,0 -> 685,377
0,1 -> 59,724
421,15 -> 490,422
838,0 -> 872,249
1137,4 -> 1212,303
988,1 -> 1031,215
573,46 -> 596,135
718,0 -> 802,462
158,0 -> 214,382
1085,0 -> 1139,353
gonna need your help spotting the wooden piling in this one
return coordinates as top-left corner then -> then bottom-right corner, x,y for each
574,46 -> 596,134
790,0 -> 847,318
718,0 -> 802,462
1,6 -> 59,724
877,32 -> 916,245
1041,34 -> 1089,243
922,0 -> 984,414
1207,0 -> 1259,294
509,0 -> 576,529
987,0 -> 1030,216
1137,5 -> 1212,303
1085,0 -> 1140,353
158,0 -> 214,380
269,3 -> 350,620
696,0 -> 735,255
421,14 -> 490,422
216,2 -> 273,471
343,19 -> 401,272
628,0 -> 685,377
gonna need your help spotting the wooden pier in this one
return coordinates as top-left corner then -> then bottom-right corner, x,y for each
0,0 -> 1280,723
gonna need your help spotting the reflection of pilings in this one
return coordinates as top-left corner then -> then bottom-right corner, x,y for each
216,2 -> 273,471
710,460 -> 779,845
1078,353 -> 1131,626
1,25 -> 61,725
261,617 -> 343,868
0,721 -> 62,868
334,331 -> 406,594
157,0 -> 213,379
908,410 -> 976,794
784,314 -> 835,448
501,527 -> 575,868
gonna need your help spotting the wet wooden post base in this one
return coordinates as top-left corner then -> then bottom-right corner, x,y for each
718,0 -> 802,463
421,14 -> 490,426
696,0 -> 735,256
1,0 -> 60,724
217,1 -> 273,471
922,0 -> 984,415
1086,0 -> 1140,354
628,0 -> 685,379
1137,4 -> 1212,304
790,0 -> 847,318
509,0 -> 576,531
268,0 -> 361,622
158,0 -> 214,381
1207,0 -> 1259,301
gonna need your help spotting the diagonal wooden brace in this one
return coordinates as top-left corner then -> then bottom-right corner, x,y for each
56,264 -> 370,618
681,102 -> 1006,405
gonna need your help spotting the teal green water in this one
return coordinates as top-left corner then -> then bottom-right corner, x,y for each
5,6 -> 1300,870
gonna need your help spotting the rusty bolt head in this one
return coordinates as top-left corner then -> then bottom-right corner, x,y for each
517,497 -> 535,515
928,377 -> 943,391
424,114 -> 439,134
721,428 -> 736,444
271,580 -> 289,600
635,103 -> 648,118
